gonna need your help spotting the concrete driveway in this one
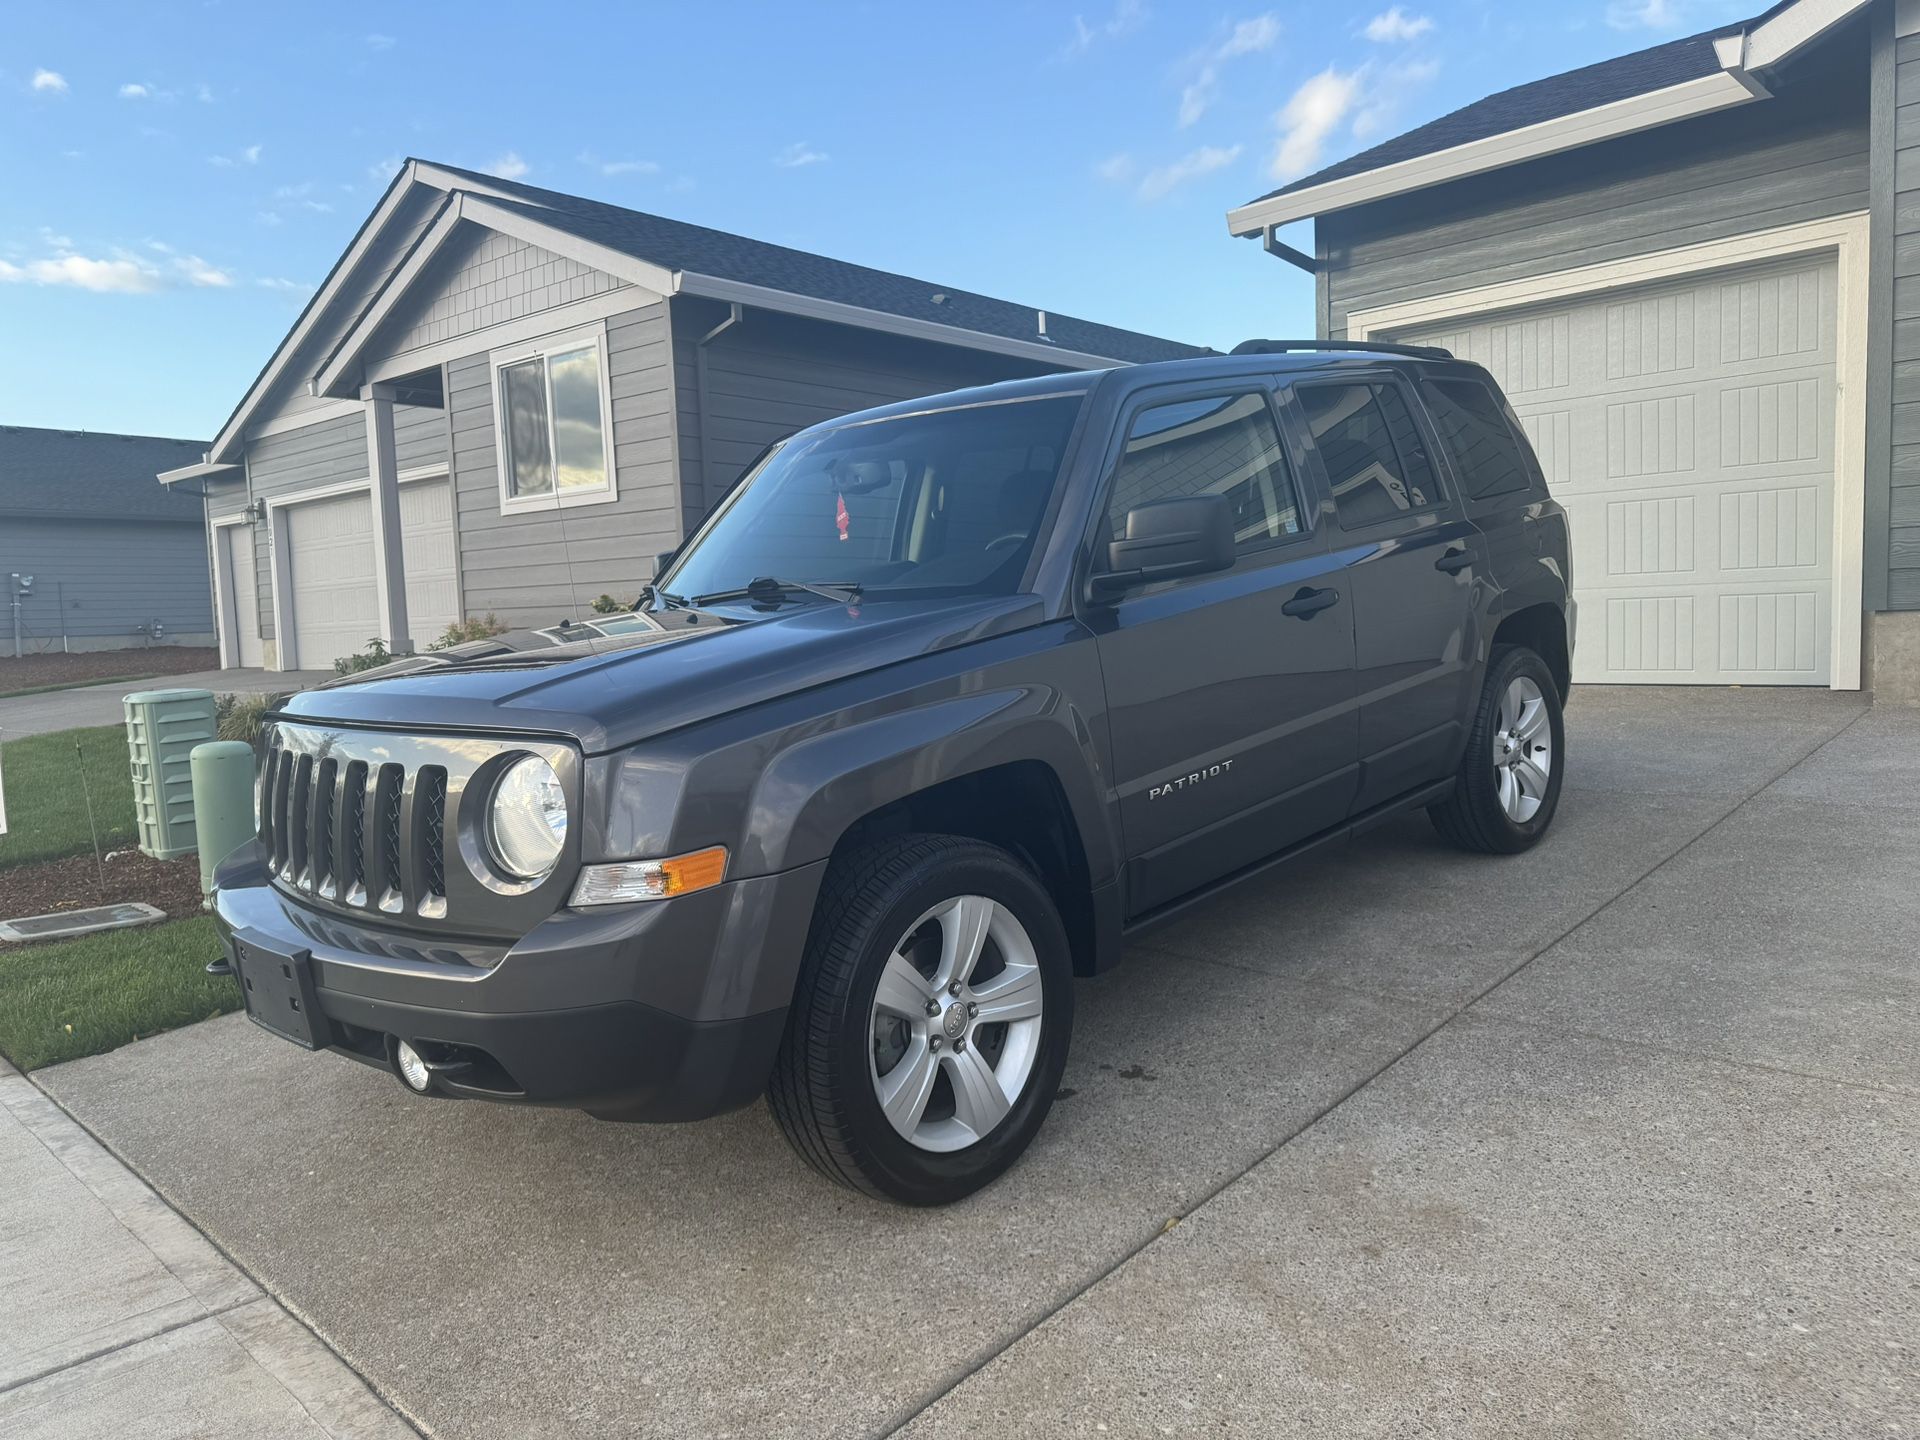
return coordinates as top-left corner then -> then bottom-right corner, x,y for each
33,688 -> 1918,1438
0,668 -> 333,739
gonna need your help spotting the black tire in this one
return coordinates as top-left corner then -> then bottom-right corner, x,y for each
766,834 -> 1074,1205
1429,645 -> 1565,855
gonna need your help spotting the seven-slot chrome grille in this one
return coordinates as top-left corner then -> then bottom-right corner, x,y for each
257,722 -> 576,935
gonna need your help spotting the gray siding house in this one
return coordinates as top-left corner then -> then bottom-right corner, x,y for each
161,160 -> 1201,672
1,426 -> 212,654
1228,0 -> 1920,700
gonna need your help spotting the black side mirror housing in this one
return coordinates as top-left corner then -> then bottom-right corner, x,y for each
1090,495 -> 1235,599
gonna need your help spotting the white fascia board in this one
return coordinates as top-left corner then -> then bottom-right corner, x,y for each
1226,69 -> 1760,235
157,460 -> 242,486
312,194 -> 464,397
208,163 -> 423,463
1744,0 -> 1873,70
674,271 -> 1124,369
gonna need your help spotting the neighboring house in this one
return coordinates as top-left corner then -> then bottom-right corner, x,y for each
0,426 -> 213,655
1227,0 -> 1920,699
160,159 -> 1203,672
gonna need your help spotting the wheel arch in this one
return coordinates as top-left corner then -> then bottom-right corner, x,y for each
1490,601 -> 1572,702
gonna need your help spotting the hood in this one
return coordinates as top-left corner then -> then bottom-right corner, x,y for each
278,594 -> 1047,753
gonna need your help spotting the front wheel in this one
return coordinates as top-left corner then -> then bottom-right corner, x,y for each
766,835 -> 1074,1204
1429,645 -> 1565,854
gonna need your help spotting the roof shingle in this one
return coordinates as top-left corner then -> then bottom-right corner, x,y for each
428,162 -> 1208,365
0,426 -> 208,521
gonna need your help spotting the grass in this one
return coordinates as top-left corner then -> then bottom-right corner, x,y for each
0,916 -> 238,1071
0,725 -> 138,871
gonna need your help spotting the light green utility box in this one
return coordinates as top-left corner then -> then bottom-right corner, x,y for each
124,688 -> 217,860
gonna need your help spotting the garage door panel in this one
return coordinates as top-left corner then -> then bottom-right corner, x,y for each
400,478 -> 457,642
287,492 -> 376,670
1398,252 -> 1837,686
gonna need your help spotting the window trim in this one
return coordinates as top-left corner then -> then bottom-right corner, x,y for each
1293,374 -> 1452,533
489,322 -> 617,516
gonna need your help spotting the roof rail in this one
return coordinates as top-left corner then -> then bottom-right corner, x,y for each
1229,338 -> 1454,361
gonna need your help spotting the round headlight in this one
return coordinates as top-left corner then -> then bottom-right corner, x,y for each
488,755 -> 568,879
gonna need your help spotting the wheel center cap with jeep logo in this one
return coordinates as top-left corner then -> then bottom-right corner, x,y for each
942,1003 -> 968,1040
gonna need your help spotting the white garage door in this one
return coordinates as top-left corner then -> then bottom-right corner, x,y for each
286,491 -> 377,670
223,524 -> 265,668
400,477 -> 458,643
1398,256 -> 1838,685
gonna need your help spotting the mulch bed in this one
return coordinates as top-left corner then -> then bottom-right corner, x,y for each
0,646 -> 220,697
0,849 -> 205,946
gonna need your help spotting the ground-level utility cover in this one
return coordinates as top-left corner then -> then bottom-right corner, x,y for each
0,902 -> 167,943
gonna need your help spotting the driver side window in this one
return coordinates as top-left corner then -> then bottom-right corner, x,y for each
1104,392 -> 1303,554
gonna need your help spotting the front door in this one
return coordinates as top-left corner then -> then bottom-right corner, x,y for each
1290,376 -> 1482,812
1086,381 -> 1359,918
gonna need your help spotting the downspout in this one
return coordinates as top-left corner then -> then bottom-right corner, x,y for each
692,302 -> 744,522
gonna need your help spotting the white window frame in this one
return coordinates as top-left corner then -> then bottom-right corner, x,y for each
489,322 -> 618,516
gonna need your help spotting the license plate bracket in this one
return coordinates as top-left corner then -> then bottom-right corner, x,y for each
232,929 -> 324,1050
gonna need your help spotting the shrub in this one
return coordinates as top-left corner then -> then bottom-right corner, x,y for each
590,594 -> 637,615
333,637 -> 390,675
214,691 -> 290,745
428,613 -> 510,650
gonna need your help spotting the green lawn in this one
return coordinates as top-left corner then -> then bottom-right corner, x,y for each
0,725 -> 138,870
0,916 -> 239,1071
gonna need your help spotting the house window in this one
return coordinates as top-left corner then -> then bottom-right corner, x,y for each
492,327 -> 614,512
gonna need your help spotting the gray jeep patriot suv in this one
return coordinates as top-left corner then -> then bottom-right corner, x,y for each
216,340 -> 1572,1205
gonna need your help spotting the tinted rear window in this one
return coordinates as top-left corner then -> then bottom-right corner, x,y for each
1422,378 -> 1536,502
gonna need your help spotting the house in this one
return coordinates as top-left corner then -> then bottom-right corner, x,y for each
160,160 -> 1204,672
1,426 -> 213,655
1227,0 -> 1920,700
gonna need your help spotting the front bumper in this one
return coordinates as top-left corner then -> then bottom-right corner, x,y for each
210,842 -> 827,1122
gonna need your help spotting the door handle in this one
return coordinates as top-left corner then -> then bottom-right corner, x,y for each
1434,547 -> 1478,575
1281,586 -> 1340,619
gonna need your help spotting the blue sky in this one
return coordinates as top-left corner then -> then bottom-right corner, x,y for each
2,0 -> 1750,441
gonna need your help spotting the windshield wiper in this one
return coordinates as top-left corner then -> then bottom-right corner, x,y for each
693,576 -> 862,607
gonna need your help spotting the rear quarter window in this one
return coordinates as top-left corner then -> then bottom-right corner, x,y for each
1422,377 -> 1538,504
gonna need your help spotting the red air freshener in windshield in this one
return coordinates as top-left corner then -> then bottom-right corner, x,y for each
835,491 -> 850,542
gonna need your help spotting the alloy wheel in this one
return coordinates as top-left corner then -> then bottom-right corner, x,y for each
1491,675 -> 1553,822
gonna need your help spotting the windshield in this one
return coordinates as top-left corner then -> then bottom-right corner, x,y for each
660,393 -> 1085,603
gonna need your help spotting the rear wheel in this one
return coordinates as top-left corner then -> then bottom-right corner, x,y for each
1429,645 -> 1565,854
766,835 -> 1073,1204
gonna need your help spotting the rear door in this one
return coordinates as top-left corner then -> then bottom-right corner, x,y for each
1083,378 -> 1359,917
1289,373 -> 1484,813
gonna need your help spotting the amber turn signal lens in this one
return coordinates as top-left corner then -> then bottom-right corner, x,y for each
569,846 -> 729,907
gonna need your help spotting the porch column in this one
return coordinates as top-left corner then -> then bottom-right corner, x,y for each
362,382 -> 413,655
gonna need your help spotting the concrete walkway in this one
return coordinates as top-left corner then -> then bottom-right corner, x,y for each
25,689 -> 1920,1437
0,1055 -> 414,1438
0,670 -> 331,740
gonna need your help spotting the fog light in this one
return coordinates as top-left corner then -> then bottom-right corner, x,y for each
571,846 -> 728,907
395,1040 -> 432,1093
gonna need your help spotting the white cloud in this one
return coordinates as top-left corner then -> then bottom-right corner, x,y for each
1136,143 -> 1241,201
173,255 -> 233,287
0,253 -> 163,293
31,69 -> 68,94
197,82 -> 215,103
1606,0 -> 1681,28
243,143 -> 262,165
1094,152 -> 1136,184
256,211 -> 284,227
368,155 -> 404,183
1177,13 -> 1280,128
118,82 -> 150,99
1363,7 -> 1434,42
366,33 -> 396,50
208,142 -> 263,168
1269,67 -> 1362,180
774,141 -> 828,168
577,150 -> 660,177
488,151 -> 529,179
1064,0 -> 1147,57
257,276 -> 313,294
1351,58 -> 1441,140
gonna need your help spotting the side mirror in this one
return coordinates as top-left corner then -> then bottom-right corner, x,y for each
1090,495 -> 1235,599
654,549 -> 679,578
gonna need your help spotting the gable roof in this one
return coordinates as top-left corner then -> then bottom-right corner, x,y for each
1226,0 -> 1869,236
428,163 -> 1206,367
2,426 -> 208,521
203,161 -> 1207,466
